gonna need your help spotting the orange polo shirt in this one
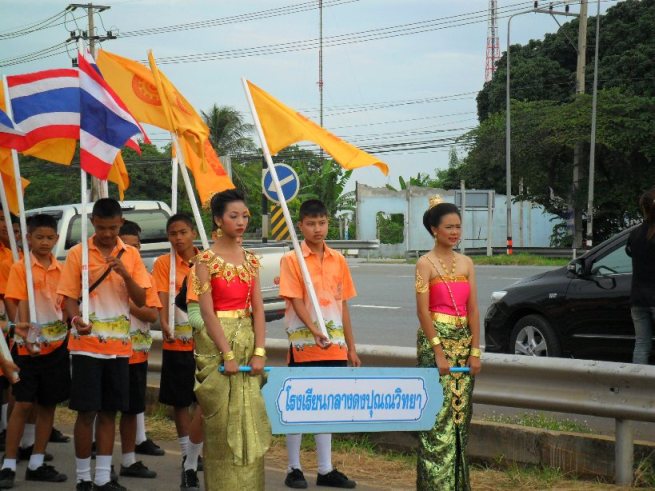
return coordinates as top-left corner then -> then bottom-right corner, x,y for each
279,241 -> 356,363
57,236 -> 150,357
151,249 -> 198,352
5,253 -> 67,356
129,274 -> 161,365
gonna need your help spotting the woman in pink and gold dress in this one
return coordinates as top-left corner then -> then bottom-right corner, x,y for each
415,196 -> 482,491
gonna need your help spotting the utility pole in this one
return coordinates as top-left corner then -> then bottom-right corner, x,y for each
586,0 -> 601,248
571,0 -> 588,249
318,0 -> 324,165
68,3 -> 112,201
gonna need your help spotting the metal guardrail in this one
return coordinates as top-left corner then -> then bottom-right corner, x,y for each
325,239 -> 380,250
147,336 -> 654,485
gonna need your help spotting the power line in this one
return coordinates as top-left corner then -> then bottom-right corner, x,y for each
0,9 -> 67,39
120,0 -> 360,38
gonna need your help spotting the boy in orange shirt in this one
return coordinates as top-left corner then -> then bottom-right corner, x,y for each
151,213 -> 203,488
117,221 -> 160,480
57,198 -> 150,491
0,214 -> 69,487
279,199 -> 360,489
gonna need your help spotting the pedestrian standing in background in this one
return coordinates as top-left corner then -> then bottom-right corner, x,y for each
626,187 -> 655,365
414,196 -> 481,491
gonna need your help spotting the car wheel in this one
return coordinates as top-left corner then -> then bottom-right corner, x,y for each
509,315 -> 561,357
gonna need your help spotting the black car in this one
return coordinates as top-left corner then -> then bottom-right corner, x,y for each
485,226 -> 652,361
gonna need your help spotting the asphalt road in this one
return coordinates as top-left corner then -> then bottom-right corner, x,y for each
268,260 -> 655,443
267,260 -> 552,348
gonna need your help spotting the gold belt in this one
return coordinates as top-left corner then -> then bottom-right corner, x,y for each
431,311 -> 467,326
215,309 -> 250,319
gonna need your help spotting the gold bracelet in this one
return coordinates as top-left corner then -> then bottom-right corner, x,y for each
470,348 -> 481,358
253,347 -> 266,357
222,351 -> 235,361
429,336 -> 441,347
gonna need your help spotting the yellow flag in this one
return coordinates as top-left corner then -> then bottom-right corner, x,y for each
107,153 -> 130,200
247,81 -> 388,175
176,138 -> 234,207
0,85 -> 30,214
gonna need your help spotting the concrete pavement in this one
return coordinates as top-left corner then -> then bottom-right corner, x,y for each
10,426 -> 383,491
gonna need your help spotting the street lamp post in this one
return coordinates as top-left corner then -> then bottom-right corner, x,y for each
505,4 -> 578,255
586,0 -> 601,248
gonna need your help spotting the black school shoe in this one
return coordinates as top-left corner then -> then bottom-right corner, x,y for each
285,468 -> 308,489
134,438 -> 165,456
76,480 -> 93,491
25,463 -> 67,482
93,481 -> 126,491
49,427 -> 70,443
316,469 -> 357,488
120,461 -> 157,479
0,468 -> 14,489
180,468 -> 200,491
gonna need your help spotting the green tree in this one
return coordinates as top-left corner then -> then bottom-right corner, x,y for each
201,104 -> 256,156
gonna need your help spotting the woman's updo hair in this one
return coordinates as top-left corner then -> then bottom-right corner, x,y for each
422,195 -> 460,235
210,188 -> 246,218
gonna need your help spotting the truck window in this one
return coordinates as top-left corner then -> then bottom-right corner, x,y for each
66,210 -> 170,249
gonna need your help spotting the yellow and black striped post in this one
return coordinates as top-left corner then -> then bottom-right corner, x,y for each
269,204 -> 291,241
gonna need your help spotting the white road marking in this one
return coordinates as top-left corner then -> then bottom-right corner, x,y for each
352,304 -> 401,310
268,174 -> 295,191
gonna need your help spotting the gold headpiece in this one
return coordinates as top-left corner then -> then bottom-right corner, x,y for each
429,195 -> 444,209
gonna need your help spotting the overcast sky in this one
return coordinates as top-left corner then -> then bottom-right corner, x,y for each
1,0 -> 614,192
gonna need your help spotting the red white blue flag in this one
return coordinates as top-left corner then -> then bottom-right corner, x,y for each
0,108 -> 26,151
6,69 -> 80,152
78,50 -> 145,179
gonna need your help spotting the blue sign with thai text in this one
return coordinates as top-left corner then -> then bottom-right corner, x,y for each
262,367 -> 444,434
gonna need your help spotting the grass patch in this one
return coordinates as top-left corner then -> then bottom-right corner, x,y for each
471,253 -> 569,267
482,412 -> 593,434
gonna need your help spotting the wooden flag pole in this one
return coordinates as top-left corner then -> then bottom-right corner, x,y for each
2,77 -> 38,330
242,77 -> 329,339
167,151 -> 179,340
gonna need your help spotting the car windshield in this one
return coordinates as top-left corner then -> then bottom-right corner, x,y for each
591,245 -> 632,275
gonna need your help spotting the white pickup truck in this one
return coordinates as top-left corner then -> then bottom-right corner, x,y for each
25,200 -> 288,321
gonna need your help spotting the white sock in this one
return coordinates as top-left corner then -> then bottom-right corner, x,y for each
178,435 -> 189,457
94,455 -> 112,486
286,433 -> 302,472
76,457 -> 92,483
121,452 -> 136,468
1,404 -> 7,431
135,413 -> 147,445
315,433 -> 333,475
20,423 -> 35,448
1,458 -> 16,472
28,453 -> 44,471
184,441 -> 202,471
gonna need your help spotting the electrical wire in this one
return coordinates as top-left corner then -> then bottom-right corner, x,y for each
0,10 -> 67,39
120,0 -> 360,38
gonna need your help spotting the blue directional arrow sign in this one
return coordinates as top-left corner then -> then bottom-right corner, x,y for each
262,164 -> 300,203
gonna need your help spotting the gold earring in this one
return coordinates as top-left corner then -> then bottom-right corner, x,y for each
216,227 -> 223,238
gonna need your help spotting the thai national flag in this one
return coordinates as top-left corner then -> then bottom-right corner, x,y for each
6,69 -> 80,148
78,50 -> 145,179
0,108 -> 26,151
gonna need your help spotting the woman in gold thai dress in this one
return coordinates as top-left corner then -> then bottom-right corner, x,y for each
415,197 -> 482,491
186,189 -> 271,490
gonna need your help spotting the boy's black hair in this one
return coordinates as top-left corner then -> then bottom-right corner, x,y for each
299,199 -> 328,221
92,198 -> 123,219
119,220 -> 142,237
26,214 -> 58,234
9,214 -> 19,225
167,213 -> 195,231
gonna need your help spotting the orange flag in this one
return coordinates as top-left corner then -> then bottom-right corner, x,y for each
177,138 -> 234,206
0,85 -> 30,214
246,80 -> 388,175
107,154 -> 130,200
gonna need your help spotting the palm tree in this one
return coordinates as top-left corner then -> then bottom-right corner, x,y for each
201,104 -> 256,156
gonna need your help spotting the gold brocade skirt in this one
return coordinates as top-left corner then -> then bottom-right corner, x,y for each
416,315 -> 474,491
193,311 -> 272,491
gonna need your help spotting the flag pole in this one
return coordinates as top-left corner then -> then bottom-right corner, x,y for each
241,77 -> 329,339
0,78 -> 20,263
168,151 -> 179,340
2,76 -> 37,331
78,40 -> 90,323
